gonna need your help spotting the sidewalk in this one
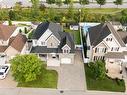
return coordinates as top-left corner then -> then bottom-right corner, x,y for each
0,88 -> 125,95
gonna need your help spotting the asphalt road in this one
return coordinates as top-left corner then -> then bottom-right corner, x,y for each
0,0 -> 127,8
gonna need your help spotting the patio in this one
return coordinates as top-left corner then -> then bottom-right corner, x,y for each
106,61 -> 123,79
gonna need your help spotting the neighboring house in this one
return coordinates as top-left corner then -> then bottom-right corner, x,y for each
86,22 -> 127,71
28,22 -> 75,66
70,23 -> 79,31
0,24 -> 27,63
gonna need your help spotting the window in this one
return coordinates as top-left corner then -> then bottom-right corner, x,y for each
51,43 -> 53,46
106,38 -> 112,41
95,48 -> 106,53
111,47 -> 119,51
41,42 -> 45,45
63,49 -> 69,53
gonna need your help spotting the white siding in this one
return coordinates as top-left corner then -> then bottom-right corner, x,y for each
103,34 -> 121,52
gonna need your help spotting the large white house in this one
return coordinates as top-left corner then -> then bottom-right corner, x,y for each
86,22 -> 127,73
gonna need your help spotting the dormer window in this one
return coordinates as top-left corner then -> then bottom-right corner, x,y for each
63,49 -> 69,53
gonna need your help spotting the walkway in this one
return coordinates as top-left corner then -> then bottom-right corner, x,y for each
0,88 -> 125,95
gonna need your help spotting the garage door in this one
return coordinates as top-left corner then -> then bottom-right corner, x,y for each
61,58 -> 71,64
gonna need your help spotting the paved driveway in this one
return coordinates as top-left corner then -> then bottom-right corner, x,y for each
0,71 -> 17,88
48,50 -> 86,90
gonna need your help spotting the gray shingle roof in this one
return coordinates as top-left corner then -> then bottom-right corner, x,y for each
31,22 -> 75,54
88,23 -> 110,47
88,22 -> 125,47
32,22 -> 62,40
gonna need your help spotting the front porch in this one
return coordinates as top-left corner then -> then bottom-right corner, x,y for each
39,53 -> 60,66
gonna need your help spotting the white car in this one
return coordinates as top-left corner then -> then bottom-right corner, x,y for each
0,64 -> 10,80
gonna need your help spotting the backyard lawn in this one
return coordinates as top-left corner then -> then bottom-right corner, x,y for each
64,28 -> 81,45
84,64 -> 125,92
17,69 -> 58,88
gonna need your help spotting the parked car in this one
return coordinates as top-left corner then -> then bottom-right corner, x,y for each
0,64 -> 10,79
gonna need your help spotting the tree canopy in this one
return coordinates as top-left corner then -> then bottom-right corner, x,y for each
89,60 -> 106,80
11,54 -> 44,83
96,0 -> 106,8
56,0 -> 63,7
79,0 -> 89,6
64,0 -> 72,5
46,0 -> 55,4
113,0 -> 123,8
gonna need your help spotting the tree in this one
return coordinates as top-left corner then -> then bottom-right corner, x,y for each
11,54 -> 43,83
39,4 -> 46,11
46,0 -> 55,4
96,0 -> 106,8
8,20 -> 12,26
24,27 -> 28,34
9,10 -> 16,20
14,2 -> 22,12
67,0 -> 74,21
89,60 -> 106,80
113,0 -> 123,8
64,0 -> 71,5
79,0 -> 89,7
56,0 -> 62,7
31,0 -> 39,17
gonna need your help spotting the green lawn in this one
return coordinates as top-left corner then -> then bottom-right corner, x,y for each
17,69 -> 58,88
84,8 -> 124,14
64,28 -> 81,45
84,64 -> 125,92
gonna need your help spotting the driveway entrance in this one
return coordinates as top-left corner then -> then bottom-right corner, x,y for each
48,50 -> 86,90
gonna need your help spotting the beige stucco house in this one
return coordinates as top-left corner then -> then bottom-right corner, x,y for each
28,22 -> 75,66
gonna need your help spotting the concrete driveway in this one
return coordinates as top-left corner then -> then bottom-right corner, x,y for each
48,50 -> 86,90
0,71 -> 17,88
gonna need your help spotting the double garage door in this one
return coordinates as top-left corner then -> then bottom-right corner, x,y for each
61,58 -> 72,64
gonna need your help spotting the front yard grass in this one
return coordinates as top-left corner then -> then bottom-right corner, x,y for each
64,28 -> 81,45
84,64 -> 125,92
17,69 -> 58,88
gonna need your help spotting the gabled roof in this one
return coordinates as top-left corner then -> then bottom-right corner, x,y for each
0,33 -> 27,53
60,32 -> 74,50
88,22 -> 125,47
0,24 -> 17,41
88,23 -> 110,47
31,22 -> 75,53
32,22 -> 62,40
9,33 -> 27,52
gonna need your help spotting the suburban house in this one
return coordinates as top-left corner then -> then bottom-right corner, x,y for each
0,24 -> 27,64
28,22 -> 75,66
86,22 -> 127,74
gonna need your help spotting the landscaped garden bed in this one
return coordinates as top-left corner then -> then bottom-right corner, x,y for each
84,64 -> 125,92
